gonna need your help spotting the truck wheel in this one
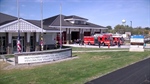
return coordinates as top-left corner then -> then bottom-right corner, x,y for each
88,42 -> 91,45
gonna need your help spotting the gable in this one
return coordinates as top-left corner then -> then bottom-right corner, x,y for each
0,12 -> 17,25
0,19 -> 45,32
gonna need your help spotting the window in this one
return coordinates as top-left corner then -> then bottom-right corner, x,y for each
75,20 -> 85,25
30,36 -> 34,51
0,36 -> 6,54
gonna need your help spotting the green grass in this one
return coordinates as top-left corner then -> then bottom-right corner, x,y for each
71,47 -> 128,51
0,51 -> 150,84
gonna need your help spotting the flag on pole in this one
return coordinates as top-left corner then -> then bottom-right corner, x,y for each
17,30 -> 21,52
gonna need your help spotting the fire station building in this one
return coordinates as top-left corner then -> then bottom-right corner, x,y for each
0,12 -> 107,54
46,15 -> 107,44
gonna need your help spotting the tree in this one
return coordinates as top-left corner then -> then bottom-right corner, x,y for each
132,27 -> 149,35
144,27 -> 150,30
106,26 -> 112,30
114,24 -> 133,34
106,25 -> 113,33
114,24 -> 125,34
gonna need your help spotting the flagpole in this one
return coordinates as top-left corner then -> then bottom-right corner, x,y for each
59,3 -> 62,49
17,0 -> 20,33
41,0 -> 44,51
17,0 -> 21,53
17,0 -> 20,32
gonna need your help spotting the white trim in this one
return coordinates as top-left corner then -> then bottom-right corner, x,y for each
49,26 -> 107,29
45,30 -> 63,32
0,20 -> 18,28
0,19 -> 46,32
64,18 -> 88,22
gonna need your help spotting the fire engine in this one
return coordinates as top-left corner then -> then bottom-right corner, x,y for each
98,34 -> 114,46
112,36 -> 124,45
83,35 -> 99,45
84,34 -> 114,46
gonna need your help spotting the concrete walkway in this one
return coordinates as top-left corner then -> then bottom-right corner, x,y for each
63,44 -> 150,49
73,50 -> 128,53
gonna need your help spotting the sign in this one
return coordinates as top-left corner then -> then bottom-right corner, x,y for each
130,35 -> 144,52
130,38 -> 144,43
18,50 -> 71,64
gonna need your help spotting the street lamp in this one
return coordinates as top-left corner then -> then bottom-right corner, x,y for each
130,21 -> 132,28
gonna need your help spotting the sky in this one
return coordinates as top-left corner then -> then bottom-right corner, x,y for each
0,0 -> 150,28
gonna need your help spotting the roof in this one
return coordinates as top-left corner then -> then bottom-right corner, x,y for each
45,14 -> 106,29
0,12 -> 17,26
26,20 -> 59,30
43,15 -> 58,25
64,15 -> 88,20
0,12 -> 107,30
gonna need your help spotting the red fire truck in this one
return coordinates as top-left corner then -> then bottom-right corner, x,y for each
112,36 -> 124,45
84,34 -> 114,46
98,34 -> 114,46
83,36 -> 99,45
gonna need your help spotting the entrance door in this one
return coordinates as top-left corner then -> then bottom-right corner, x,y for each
12,39 -> 17,53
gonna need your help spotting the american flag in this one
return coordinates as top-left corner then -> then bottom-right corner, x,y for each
17,30 -> 21,53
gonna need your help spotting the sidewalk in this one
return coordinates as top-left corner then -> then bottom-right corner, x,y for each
63,44 -> 128,48
63,44 -> 150,49
73,50 -> 128,53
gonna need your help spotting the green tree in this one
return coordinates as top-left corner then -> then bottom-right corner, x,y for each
106,25 -> 112,30
132,27 -> 149,35
144,27 -> 150,30
114,24 -> 125,34
114,24 -> 133,34
106,25 -> 113,33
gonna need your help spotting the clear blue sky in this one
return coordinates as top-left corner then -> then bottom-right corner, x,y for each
0,0 -> 150,28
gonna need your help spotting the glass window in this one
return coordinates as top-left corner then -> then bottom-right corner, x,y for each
0,36 -> 6,54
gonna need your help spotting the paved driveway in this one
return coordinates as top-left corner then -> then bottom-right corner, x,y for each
63,44 -> 150,49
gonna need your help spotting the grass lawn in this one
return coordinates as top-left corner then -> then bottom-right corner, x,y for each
71,47 -> 128,51
0,51 -> 150,84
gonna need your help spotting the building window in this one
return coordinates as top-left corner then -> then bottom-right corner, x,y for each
75,20 -> 85,25
0,36 -> 6,54
30,36 -> 34,51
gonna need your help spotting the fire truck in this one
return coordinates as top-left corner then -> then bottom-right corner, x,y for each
84,34 -> 114,46
83,35 -> 99,45
98,34 -> 114,46
112,36 -> 124,45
